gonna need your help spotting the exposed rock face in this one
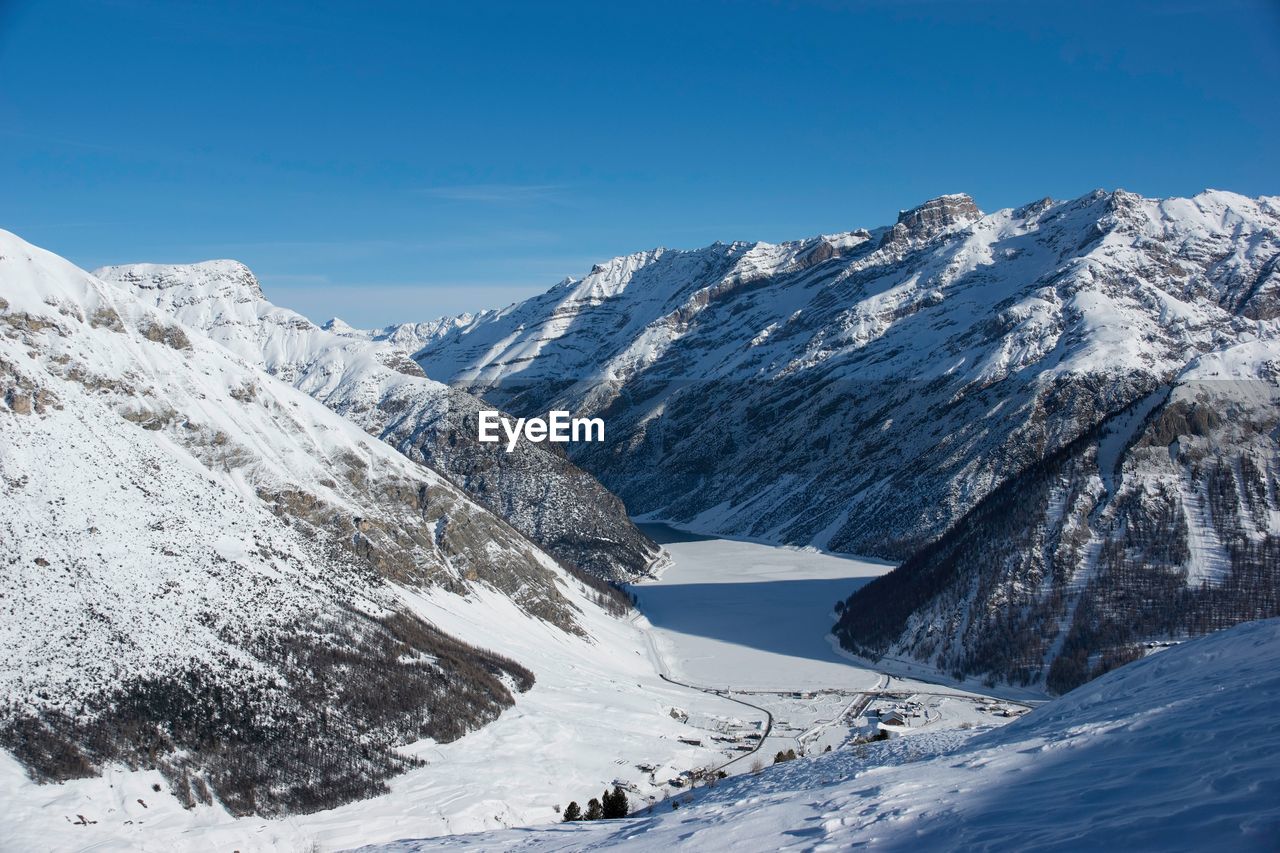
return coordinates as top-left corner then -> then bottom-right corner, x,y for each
412,189 -> 1280,691
834,361 -> 1280,693
879,193 -> 983,250
0,231 -> 610,815
96,262 -> 661,583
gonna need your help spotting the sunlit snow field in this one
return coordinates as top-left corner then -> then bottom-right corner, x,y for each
1,530 -> 904,851
363,620 -> 1280,853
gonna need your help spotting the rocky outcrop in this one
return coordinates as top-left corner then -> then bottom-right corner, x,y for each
879,193 -> 983,250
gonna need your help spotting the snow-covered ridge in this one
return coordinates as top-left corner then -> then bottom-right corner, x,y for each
0,229 -> 638,815
101,258 -> 264,298
413,188 -> 1280,691
328,312 -> 492,352
94,259 -> 661,582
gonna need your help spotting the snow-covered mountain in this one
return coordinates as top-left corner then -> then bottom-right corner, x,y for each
364,616 -> 1280,852
93,261 -> 659,583
0,230 -> 643,817
326,313 -> 490,355
411,189 -> 1280,691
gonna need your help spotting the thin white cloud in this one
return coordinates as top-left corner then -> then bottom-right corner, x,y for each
206,228 -> 565,258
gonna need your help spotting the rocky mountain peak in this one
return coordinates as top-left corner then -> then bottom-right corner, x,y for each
880,193 -> 983,249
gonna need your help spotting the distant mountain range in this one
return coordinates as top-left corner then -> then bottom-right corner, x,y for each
4,186 -> 1277,824
403,188 -> 1280,692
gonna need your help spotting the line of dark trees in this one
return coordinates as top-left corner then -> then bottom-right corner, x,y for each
562,785 -> 629,822
0,604 -> 537,817
833,395 -> 1280,695
566,565 -> 636,617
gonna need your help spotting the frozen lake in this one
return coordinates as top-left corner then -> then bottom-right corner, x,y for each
631,524 -> 895,692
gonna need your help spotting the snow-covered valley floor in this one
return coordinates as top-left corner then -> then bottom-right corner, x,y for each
6,526 -> 966,852
9,522 -> 1271,853
358,617 -> 1280,853
627,525 -> 1020,771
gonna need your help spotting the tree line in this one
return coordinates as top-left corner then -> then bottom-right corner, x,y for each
562,785 -> 629,822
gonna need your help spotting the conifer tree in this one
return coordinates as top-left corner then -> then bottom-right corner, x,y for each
584,797 -> 604,820
603,785 -> 629,818
562,801 -> 582,822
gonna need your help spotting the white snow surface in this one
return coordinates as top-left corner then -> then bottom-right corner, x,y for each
92,258 -> 456,423
0,572 -> 743,852
632,528 -> 891,690
359,617 -> 1280,853
0,231 -> 735,849
93,256 -> 661,584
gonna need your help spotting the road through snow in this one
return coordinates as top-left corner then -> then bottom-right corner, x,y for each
626,525 -> 905,771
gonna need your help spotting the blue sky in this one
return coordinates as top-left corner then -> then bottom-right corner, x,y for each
2,0 -> 1278,327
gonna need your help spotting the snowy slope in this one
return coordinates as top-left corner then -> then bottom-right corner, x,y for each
1,517 -> 893,851
325,313 -> 490,354
413,190 -> 1279,554
0,229 -> 652,817
0,574 -> 745,852
93,260 -> 660,582
835,331 -> 1280,693
413,189 -> 1280,690
361,617 -> 1280,852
